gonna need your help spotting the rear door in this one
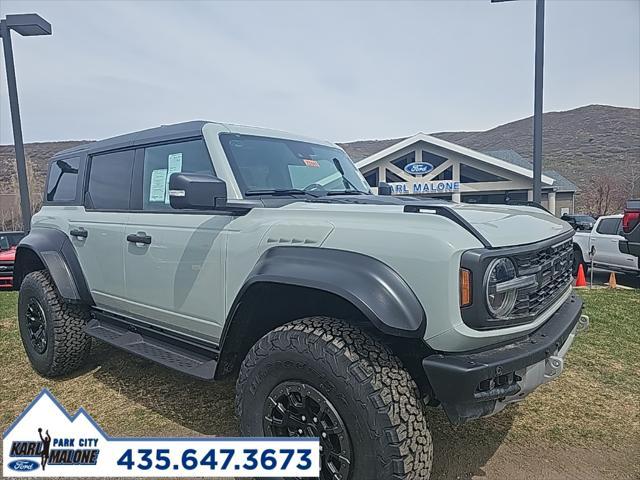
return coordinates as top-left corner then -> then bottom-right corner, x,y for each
122,138 -> 231,343
614,219 -> 639,271
68,149 -> 134,312
590,217 -> 636,270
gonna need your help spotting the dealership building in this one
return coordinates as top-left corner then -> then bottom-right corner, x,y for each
345,133 -> 576,217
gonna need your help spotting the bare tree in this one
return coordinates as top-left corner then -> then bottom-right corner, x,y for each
624,158 -> 640,199
581,174 -> 629,217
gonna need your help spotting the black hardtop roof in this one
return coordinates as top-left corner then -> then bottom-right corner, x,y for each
52,121 -> 209,158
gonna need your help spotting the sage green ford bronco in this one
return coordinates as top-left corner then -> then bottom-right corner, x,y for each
14,121 -> 589,480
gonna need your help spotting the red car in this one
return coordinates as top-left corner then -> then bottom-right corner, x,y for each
0,232 -> 25,289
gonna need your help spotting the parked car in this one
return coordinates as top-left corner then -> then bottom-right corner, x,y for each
0,238 -> 16,289
618,199 -> 640,259
12,121 -> 589,480
573,214 -> 639,276
0,231 -> 24,289
561,213 -> 596,231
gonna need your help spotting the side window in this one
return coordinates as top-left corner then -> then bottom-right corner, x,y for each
46,157 -> 80,202
141,139 -> 214,211
87,150 -> 135,210
596,218 -> 620,235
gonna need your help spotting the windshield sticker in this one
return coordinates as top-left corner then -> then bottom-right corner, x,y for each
165,153 -> 183,204
149,169 -> 167,202
303,159 -> 320,168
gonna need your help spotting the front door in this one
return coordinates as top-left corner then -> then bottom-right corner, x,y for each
122,139 -> 231,344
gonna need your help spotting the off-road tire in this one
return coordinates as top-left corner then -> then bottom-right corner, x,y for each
236,317 -> 433,480
18,270 -> 91,377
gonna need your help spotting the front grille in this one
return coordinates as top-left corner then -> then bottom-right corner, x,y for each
511,239 -> 573,317
0,261 -> 13,277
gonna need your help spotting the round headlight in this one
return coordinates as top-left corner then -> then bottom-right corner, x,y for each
485,258 -> 517,318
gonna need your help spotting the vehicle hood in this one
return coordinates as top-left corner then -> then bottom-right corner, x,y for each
444,203 -> 572,247
0,247 -> 16,261
279,195 -> 572,248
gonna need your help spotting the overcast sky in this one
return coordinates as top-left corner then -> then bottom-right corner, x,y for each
1,0 -> 638,145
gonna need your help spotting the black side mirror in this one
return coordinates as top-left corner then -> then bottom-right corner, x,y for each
169,173 -> 227,210
378,182 -> 393,196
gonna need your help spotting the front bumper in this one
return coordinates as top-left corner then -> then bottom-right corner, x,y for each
0,262 -> 14,289
0,274 -> 13,289
423,293 -> 588,424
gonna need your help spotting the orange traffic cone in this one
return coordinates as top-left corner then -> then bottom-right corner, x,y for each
575,264 -> 587,288
608,272 -> 617,289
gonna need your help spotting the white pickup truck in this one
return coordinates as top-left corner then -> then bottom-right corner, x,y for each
573,214 -> 640,276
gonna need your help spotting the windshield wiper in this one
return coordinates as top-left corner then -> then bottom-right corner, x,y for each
245,188 -> 322,197
325,190 -> 368,195
330,157 -> 370,194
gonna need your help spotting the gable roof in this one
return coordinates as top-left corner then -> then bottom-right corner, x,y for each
486,150 -> 577,192
354,133 -> 555,186
542,170 -> 578,192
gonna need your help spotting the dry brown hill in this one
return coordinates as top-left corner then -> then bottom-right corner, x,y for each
338,104 -> 640,209
1,104 -> 638,220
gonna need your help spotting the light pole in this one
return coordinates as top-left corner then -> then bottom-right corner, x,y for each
492,0 -> 545,203
0,13 -> 51,232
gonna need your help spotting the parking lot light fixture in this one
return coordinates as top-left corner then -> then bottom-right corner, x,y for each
0,13 -> 52,232
491,0 -> 545,204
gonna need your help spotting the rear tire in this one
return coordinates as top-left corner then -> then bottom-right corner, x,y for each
18,270 -> 91,377
236,317 -> 433,480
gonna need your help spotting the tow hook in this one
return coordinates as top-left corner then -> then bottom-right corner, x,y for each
544,355 -> 564,379
577,314 -> 590,333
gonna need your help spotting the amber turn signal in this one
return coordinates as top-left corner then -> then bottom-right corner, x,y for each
459,268 -> 472,307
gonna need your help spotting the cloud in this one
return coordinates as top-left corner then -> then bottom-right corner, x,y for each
1,0 -> 638,145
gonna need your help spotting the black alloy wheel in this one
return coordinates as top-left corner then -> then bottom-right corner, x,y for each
264,381 -> 352,480
25,297 -> 48,354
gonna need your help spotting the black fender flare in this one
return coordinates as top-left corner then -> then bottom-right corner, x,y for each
14,228 -> 93,304
226,246 -> 426,339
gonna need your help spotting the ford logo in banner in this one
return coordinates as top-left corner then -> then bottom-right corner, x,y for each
8,459 -> 39,472
404,162 -> 434,175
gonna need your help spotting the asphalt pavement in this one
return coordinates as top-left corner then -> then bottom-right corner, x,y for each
579,267 -> 640,289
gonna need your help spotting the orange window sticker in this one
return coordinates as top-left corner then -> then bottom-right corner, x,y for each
303,159 -> 320,167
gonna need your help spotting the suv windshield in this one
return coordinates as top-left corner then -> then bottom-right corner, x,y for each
220,133 -> 371,197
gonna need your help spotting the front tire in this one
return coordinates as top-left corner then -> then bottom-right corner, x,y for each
236,317 -> 433,480
572,248 -> 587,276
18,270 -> 91,377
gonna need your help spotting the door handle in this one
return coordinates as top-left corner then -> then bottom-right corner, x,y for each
70,228 -> 88,239
127,233 -> 152,245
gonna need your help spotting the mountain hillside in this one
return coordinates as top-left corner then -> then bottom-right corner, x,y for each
0,104 -> 638,227
338,105 -> 640,208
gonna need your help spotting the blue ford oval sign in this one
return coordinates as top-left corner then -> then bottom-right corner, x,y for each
8,459 -> 39,472
404,162 -> 434,175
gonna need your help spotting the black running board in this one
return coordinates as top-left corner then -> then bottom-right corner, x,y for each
85,313 -> 218,380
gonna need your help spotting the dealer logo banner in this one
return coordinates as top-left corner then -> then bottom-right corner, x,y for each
3,389 -> 319,477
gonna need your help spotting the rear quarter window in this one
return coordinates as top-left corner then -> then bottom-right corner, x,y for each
86,150 -> 135,210
46,157 -> 80,203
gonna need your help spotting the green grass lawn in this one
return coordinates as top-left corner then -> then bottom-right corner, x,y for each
1,288 -> 638,471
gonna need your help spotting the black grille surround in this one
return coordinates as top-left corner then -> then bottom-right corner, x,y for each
0,260 -> 14,277
460,229 -> 575,330
511,239 -> 573,318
